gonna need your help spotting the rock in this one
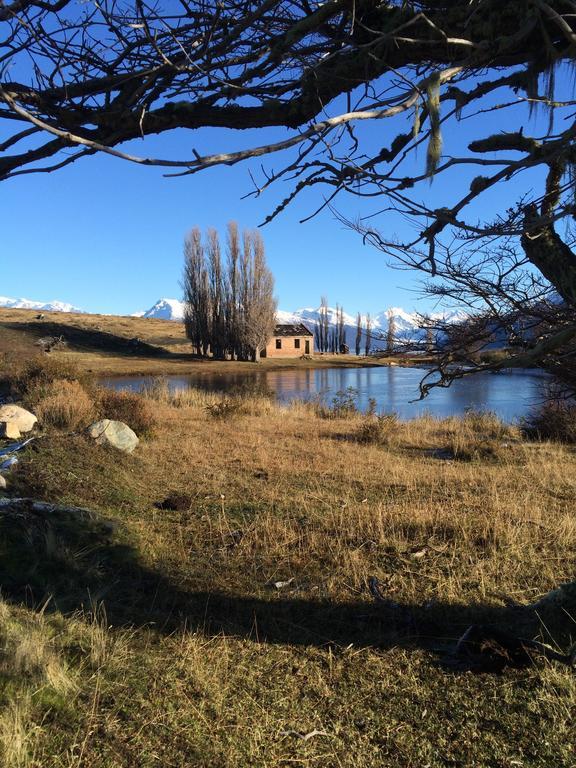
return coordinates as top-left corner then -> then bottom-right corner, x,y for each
0,421 -> 21,439
87,419 -> 139,453
0,405 -> 37,433
0,475 -> 6,489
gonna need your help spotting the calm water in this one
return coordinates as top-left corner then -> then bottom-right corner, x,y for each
102,366 -> 549,422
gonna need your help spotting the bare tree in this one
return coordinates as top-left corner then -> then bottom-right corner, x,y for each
182,228 -> 206,356
226,222 -> 241,360
207,228 -> 225,360
365,314 -> 372,357
316,297 -> 330,354
337,305 -> 347,353
386,312 -> 396,355
182,224 -> 276,361
242,230 -> 277,362
355,313 -> 362,357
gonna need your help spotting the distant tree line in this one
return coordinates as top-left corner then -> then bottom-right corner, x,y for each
182,223 -> 276,361
315,298 -> 396,357
314,298 -> 348,354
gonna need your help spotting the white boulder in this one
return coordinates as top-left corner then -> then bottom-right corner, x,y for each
87,420 -> 139,453
0,405 -> 37,433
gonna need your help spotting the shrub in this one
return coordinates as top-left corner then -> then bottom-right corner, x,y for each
461,409 -> 516,441
11,357 -> 90,404
34,380 -> 96,431
523,401 -> 576,444
206,397 -> 246,420
356,413 -> 399,445
316,387 -> 360,419
97,388 -> 157,435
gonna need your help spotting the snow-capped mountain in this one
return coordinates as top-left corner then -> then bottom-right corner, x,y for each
0,294 -> 466,345
277,305 -> 468,348
139,298 -> 186,321
0,296 -> 82,313
137,299 -> 467,347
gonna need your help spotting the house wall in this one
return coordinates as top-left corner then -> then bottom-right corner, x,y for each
261,335 -> 314,358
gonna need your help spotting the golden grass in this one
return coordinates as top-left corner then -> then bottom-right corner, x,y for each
0,307 -> 413,376
33,379 -> 96,431
2,374 -> 576,766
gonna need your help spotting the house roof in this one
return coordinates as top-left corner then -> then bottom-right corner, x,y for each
273,323 -> 314,337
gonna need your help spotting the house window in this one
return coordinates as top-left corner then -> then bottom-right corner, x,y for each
276,339 -> 282,349
294,338 -> 300,349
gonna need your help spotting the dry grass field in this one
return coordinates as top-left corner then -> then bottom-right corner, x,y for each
0,356 -> 575,767
0,307 -> 410,376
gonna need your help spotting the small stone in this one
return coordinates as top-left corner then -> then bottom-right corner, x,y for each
0,475 -> 6,489
0,421 -> 21,439
0,405 -> 37,433
87,419 -> 139,453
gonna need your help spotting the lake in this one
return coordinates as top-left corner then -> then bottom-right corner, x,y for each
101,365 -> 549,422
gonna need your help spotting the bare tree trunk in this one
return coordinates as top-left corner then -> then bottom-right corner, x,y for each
521,205 -> 576,307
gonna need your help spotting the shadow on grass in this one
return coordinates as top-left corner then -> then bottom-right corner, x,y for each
1,320 -> 196,360
0,500 -> 573,668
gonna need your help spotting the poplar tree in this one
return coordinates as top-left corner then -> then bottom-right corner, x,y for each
182,224 -> 276,361
355,313 -> 362,357
365,314 -> 372,357
386,312 -> 396,355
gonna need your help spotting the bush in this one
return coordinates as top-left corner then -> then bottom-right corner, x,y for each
461,409 -> 515,440
356,413 -> 399,445
34,380 -> 96,431
315,387 -> 360,419
206,397 -> 246,420
11,357 -> 90,404
523,401 -> 576,444
97,389 -> 157,435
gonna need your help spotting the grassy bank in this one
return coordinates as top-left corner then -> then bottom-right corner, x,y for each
0,362 -> 575,767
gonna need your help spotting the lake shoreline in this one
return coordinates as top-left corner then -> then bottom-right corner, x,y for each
101,365 -> 548,423
91,355 -> 433,378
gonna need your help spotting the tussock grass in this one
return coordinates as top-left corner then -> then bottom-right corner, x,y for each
97,387 -> 157,435
8,356 -> 92,402
33,379 -> 96,431
2,374 -> 576,766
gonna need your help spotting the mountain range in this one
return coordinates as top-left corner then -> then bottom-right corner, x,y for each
0,295 -> 467,347
0,295 -> 82,313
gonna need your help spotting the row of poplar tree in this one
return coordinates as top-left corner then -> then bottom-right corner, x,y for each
182,223 -> 277,361
315,297 -> 397,355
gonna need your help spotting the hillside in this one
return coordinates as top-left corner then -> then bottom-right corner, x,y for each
0,307 -> 405,376
1,295 -> 468,351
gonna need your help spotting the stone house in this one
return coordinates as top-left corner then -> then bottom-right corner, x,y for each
260,323 -> 314,358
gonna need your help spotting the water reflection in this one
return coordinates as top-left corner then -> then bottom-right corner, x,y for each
103,366 -> 548,422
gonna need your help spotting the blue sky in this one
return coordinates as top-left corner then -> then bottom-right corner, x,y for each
1,77 -> 558,316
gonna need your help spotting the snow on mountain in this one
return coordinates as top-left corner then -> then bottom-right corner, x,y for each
278,305 -> 466,348
0,296 -> 82,313
141,298 -> 186,321
0,294 -> 470,336
140,299 -> 467,348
